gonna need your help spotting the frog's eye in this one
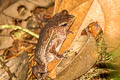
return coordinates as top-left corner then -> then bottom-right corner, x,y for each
59,22 -> 68,27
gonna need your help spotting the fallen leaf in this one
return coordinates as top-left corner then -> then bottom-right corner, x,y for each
3,0 -> 36,19
28,0 -> 55,8
53,0 -> 63,15
0,52 -> 29,80
98,0 -> 120,51
53,0 -> 87,14
0,13 -> 13,25
0,36 -> 13,49
0,0 -> 18,11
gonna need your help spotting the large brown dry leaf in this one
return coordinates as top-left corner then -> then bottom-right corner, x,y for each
53,0 -> 63,15
98,0 -> 120,51
3,0 -> 36,20
53,0 -> 87,14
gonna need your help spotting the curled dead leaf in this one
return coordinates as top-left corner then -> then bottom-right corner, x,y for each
55,35 -> 97,80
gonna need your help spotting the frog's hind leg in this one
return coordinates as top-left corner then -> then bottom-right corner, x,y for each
32,65 -> 48,80
32,65 -> 42,79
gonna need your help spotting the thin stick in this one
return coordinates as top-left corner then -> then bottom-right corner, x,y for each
0,25 -> 39,38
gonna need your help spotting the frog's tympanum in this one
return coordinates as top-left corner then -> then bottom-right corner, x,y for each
33,10 -> 75,80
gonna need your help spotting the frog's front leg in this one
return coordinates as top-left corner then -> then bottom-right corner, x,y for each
67,30 -> 74,34
49,40 -> 65,59
50,45 -> 63,59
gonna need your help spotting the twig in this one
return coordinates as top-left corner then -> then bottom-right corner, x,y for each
0,25 -> 39,38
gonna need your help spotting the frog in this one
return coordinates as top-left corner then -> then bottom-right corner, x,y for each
32,10 -> 75,80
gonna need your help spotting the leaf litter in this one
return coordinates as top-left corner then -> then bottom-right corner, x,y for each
0,0 -> 118,80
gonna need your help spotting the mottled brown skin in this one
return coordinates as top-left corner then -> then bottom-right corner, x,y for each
33,10 -> 74,80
